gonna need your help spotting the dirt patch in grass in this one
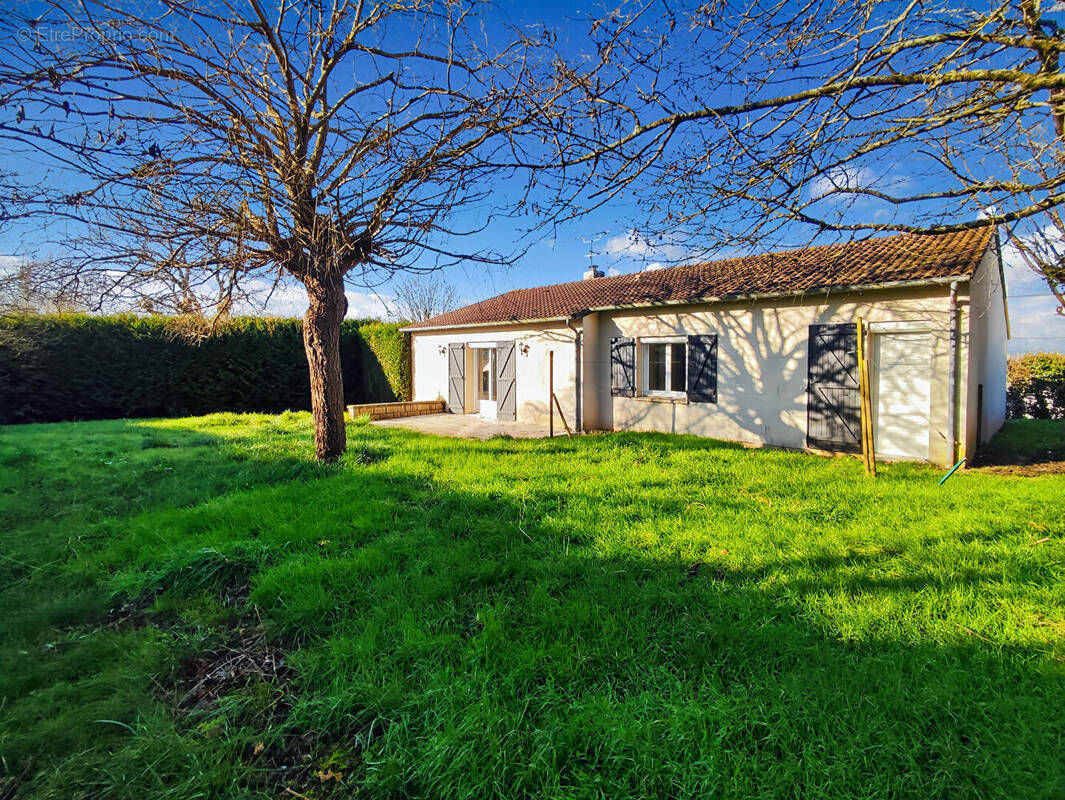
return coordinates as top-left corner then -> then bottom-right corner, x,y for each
170,627 -> 358,797
175,629 -> 289,712
108,573 -> 354,796
974,459 -> 1065,476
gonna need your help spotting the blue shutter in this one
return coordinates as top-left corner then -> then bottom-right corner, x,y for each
806,324 -> 860,452
610,337 -> 636,397
686,334 -> 717,403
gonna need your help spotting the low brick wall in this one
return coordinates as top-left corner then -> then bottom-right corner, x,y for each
347,399 -> 445,421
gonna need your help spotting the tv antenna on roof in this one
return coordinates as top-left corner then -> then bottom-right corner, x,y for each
581,231 -> 608,279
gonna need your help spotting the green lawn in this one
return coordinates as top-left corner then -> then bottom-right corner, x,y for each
978,417 -> 1065,467
1,414 -> 1063,800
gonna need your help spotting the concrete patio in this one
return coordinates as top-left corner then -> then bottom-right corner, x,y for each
371,413 -> 555,440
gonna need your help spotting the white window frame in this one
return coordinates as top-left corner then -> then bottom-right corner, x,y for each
640,336 -> 687,398
476,346 -> 496,402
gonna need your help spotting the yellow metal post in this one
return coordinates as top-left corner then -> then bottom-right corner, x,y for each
856,318 -> 876,477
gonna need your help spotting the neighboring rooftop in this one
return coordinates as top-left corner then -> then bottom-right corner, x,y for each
406,227 -> 994,330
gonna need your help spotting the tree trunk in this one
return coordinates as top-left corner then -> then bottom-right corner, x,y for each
302,272 -> 348,461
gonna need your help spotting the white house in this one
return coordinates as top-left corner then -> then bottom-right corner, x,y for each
403,228 -> 1009,466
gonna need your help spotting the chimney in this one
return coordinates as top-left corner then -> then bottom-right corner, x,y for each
583,266 -> 603,280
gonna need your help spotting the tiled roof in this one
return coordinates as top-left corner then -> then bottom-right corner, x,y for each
407,227 -> 994,330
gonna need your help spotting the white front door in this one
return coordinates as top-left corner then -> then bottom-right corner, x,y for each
874,332 -> 932,460
476,346 -> 497,419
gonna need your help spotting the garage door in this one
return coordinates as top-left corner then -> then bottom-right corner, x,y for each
874,332 -> 932,460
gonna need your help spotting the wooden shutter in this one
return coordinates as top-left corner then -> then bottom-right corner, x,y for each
495,341 -> 516,420
447,343 -> 465,414
686,334 -> 718,403
610,337 -> 636,397
806,324 -> 860,452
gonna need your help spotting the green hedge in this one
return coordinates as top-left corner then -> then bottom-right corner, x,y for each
0,314 -> 411,424
360,321 -> 412,403
1007,352 -> 1065,419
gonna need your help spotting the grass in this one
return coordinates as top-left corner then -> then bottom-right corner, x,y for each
1,413 -> 1064,799
979,417 -> 1065,465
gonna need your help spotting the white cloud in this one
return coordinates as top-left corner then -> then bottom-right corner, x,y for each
346,290 -> 393,320
0,255 -> 24,277
1007,294 -> 1065,354
1001,253 -> 1050,297
604,231 -> 653,258
643,262 -> 664,272
603,229 -> 687,264
604,266 -> 621,277
999,231 -> 1065,354
1000,226 -> 1063,294
239,281 -> 392,320
809,165 -> 874,201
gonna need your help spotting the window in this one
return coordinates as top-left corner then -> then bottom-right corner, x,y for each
477,348 -> 495,401
642,338 -> 686,397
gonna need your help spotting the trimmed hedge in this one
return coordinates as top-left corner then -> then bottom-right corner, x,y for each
1007,352 -> 1065,419
360,321 -> 412,404
0,314 -> 411,424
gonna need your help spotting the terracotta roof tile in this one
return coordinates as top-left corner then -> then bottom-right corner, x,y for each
407,227 -> 993,330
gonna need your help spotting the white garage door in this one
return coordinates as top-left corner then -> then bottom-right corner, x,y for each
874,332 -> 932,460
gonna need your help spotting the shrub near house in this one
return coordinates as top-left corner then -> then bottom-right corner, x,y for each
1008,352 -> 1065,419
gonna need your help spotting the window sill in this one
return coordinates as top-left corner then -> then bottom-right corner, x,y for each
635,394 -> 688,404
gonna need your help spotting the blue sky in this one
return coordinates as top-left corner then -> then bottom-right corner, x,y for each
2,0 -> 1063,353
193,0 -> 1065,356
365,0 -> 1065,355
255,211 -> 1065,357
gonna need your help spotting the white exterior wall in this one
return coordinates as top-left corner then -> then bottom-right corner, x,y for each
963,242 -> 1009,454
409,258 -> 1007,467
410,322 -> 578,427
585,286 -> 962,466
581,311 -> 603,431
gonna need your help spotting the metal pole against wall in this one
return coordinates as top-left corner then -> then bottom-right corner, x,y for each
549,350 -> 554,438
856,318 -> 876,477
947,280 -> 960,463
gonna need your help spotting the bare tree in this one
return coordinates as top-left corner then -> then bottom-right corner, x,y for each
391,274 -> 458,322
0,259 -> 91,314
1006,214 -> 1065,317
0,0 -> 567,460
1000,130 -> 1065,316
560,0 -> 1065,284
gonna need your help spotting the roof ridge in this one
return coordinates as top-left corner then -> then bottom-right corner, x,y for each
408,227 -> 994,330
487,228 -> 989,299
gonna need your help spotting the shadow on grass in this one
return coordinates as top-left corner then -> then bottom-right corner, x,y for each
219,470 -> 1065,797
974,419 -> 1065,475
2,416 -> 1063,799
